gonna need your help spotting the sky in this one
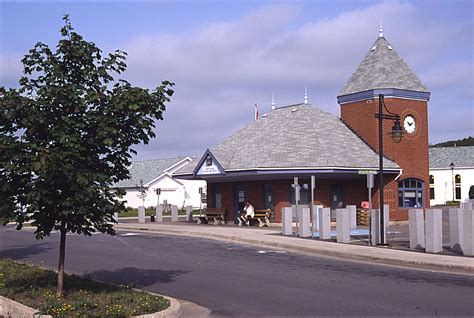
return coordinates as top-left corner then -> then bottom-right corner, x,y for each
1,0 -> 473,161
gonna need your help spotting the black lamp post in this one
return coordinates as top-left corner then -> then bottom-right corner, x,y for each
449,162 -> 455,201
375,94 -> 403,245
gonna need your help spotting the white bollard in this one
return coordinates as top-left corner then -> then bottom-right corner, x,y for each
449,208 -> 464,253
155,205 -> 163,222
336,208 -> 350,243
312,204 -> 322,232
113,212 -> 119,223
409,209 -> 425,250
425,209 -> 442,253
347,205 -> 357,229
138,206 -> 146,223
171,205 -> 178,222
461,201 -> 473,210
319,208 -> 331,240
463,209 -> 474,256
186,205 -> 193,222
370,209 -> 379,246
282,207 -> 293,235
384,204 -> 390,232
298,207 -> 311,237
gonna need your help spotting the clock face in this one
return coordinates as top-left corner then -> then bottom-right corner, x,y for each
403,115 -> 416,134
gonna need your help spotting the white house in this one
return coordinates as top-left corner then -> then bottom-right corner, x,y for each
429,146 -> 474,205
113,157 -> 207,209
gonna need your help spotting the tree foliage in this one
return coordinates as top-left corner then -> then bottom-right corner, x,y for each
430,136 -> 474,148
0,15 -> 173,293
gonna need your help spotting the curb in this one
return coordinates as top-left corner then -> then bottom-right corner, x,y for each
115,225 -> 474,275
0,294 -> 182,318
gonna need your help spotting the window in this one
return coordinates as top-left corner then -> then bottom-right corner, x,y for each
398,178 -> 424,208
455,174 -> 461,200
429,175 -> 435,200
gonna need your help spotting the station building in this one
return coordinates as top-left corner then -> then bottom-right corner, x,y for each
175,30 -> 431,222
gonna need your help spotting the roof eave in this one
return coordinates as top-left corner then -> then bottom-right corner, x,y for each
337,88 -> 430,104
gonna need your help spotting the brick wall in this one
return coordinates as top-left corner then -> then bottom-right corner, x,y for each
207,178 -> 370,223
340,96 -> 430,220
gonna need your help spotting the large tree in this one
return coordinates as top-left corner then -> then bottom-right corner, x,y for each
0,15 -> 174,294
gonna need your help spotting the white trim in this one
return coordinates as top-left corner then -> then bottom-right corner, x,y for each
145,157 -> 192,186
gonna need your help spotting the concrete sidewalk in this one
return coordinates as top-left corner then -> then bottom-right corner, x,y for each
114,222 -> 474,275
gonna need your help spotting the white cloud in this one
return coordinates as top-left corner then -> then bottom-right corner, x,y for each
2,1 -> 472,157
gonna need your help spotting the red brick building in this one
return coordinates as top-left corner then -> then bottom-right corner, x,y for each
176,31 -> 430,223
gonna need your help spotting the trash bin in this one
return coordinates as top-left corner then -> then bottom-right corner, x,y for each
150,215 -> 155,222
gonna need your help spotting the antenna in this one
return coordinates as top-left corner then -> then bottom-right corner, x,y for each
379,20 -> 383,38
304,86 -> 308,104
271,94 -> 275,110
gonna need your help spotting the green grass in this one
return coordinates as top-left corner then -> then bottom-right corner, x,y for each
0,259 -> 169,317
118,206 -> 202,217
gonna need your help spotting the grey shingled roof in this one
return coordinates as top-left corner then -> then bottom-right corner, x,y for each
429,146 -> 474,169
113,157 -> 185,188
339,36 -> 428,96
176,104 -> 399,175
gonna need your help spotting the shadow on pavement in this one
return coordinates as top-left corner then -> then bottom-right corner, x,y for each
0,243 -> 53,260
89,267 -> 189,288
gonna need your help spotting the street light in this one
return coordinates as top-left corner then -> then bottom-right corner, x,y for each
375,94 -> 403,245
449,162 -> 455,201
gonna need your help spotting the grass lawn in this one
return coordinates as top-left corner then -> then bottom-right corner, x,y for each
0,259 -> 169,317
119,206 -> 202,217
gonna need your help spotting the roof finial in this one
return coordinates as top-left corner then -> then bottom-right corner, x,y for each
271,94 -> 275,110
304,86 -> 308,104
379,20 -> 383,38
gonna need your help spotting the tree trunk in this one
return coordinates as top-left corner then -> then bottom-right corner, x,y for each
57,220 -> 66,296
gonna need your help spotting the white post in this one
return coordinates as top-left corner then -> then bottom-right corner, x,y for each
282,207 -> 293,235
425,209 -> 442,253
171,205 -> 178,222
138,206 -> 146,223
409,209 -> 425,250
449,208 -> 464,253
336,208 -> 350,243
186,205 -> 193,222
313,204 -> 322,232
319,207 -> 331,240
461,201 -> 473,210
298,207 -> 311,237
370,209 -> 380,246
384,204 -> 390,232
463,209 -> 474,256
156,204 -> 163,222
347,205 -> 357,229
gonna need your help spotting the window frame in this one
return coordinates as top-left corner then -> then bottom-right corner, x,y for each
398,178 -> 425,208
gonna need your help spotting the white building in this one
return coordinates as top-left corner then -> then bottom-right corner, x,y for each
112,157 -> 206,209
429,146 -> 474,205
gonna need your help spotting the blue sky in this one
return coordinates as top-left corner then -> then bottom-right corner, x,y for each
1,0 -> 473,160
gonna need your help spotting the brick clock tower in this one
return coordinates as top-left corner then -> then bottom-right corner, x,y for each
337,28 -> 430,220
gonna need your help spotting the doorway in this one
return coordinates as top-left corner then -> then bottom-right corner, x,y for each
234,185 -> 246,224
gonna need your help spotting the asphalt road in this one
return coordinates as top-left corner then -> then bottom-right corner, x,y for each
1,226 -> 473,317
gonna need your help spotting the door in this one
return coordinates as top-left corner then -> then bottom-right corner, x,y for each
262,183 -> 275,221
234,185 -> 246,223
330,184 -> 344,217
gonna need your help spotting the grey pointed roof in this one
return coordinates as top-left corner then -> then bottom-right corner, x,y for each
339,36 -> 428,96
113,157 -> 186,188
176,104 -> 399,175
429,146 -> 474,169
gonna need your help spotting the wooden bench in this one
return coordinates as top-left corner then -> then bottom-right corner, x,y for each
197,208 -> 226,225
238,209 -> 271,227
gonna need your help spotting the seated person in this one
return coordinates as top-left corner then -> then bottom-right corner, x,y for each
239,200 -> 255,225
